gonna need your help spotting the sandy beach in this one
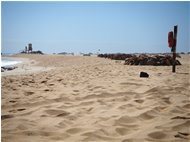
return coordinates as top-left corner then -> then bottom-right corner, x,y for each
1,54 -> 190,142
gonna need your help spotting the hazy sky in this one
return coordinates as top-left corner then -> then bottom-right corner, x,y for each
1,1 -> 189,54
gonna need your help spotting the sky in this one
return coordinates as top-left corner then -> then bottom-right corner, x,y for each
1,1 -> 190,54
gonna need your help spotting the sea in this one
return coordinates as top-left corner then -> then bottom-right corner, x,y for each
1,57 -> 22,67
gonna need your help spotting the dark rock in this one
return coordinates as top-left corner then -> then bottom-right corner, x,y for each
7,66 -> 17,70
140,72 -> 149,78
1,68 -> 5,72
139,60 -> 145,65
134,60 -> 139,65
160,58 -> 167,66
147,58 -> 155,65
139,54 -> 148,59
165,59 -> 171,66
2,66 -> 17,71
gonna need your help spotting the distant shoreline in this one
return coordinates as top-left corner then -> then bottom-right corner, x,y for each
1,57 -> 23,67
1,56 -> 52,76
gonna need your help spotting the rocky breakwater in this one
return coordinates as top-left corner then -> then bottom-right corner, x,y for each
98,53 -> 133,60
124,54 -> 181,66
98,53 -> 181,66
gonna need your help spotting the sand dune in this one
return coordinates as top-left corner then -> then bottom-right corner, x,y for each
1,54 -> 190,142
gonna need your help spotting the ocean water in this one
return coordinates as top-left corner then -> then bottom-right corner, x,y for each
1,58 -> 22,67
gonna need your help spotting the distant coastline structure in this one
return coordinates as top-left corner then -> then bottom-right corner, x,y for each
28,43 -> 33,53
20,43 -> 44,55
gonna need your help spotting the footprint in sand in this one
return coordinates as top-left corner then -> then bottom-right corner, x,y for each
73,90 -> 79,93
148,131 -> 166,139
48,83 -> 54,86
138,110 -> 156,120
23,131 -> 43,136
121,139 -> 134,142
45,109 -> 70,117
115,115 -> 138,126
82,131 -> 115,141
41,80 -> 47,83
28,80 -> 35,83
174,132 -> 190,140
162,97 -> 171,104
66,128 -> 82,134
115,127 -> 131,136
171,116 -> 190,120
118,103 -> 135,110
172,120 -> 190,131
1,114 -> 14,120
24,91 -> 34,96
17,108 -> 26,111
9,110 -> 17,113
9,100 -> 17,103
50,134 -> 70,141
9,108 -> 26,113
44,89 -> 50,92
134,99 -> 144,104
57,79 -> 63,82
183,104 -> 190,109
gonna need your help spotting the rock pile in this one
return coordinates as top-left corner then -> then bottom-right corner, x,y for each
98,53 -> 181,66
98,53 -> 133,60
124,54 -> 181,66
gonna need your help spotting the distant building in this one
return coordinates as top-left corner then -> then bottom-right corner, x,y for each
28,43 -> 32,53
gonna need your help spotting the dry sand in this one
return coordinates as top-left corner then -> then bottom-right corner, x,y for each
1,54 -> 190,142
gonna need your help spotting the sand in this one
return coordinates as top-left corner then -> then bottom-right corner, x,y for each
1,54 -> 190,142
